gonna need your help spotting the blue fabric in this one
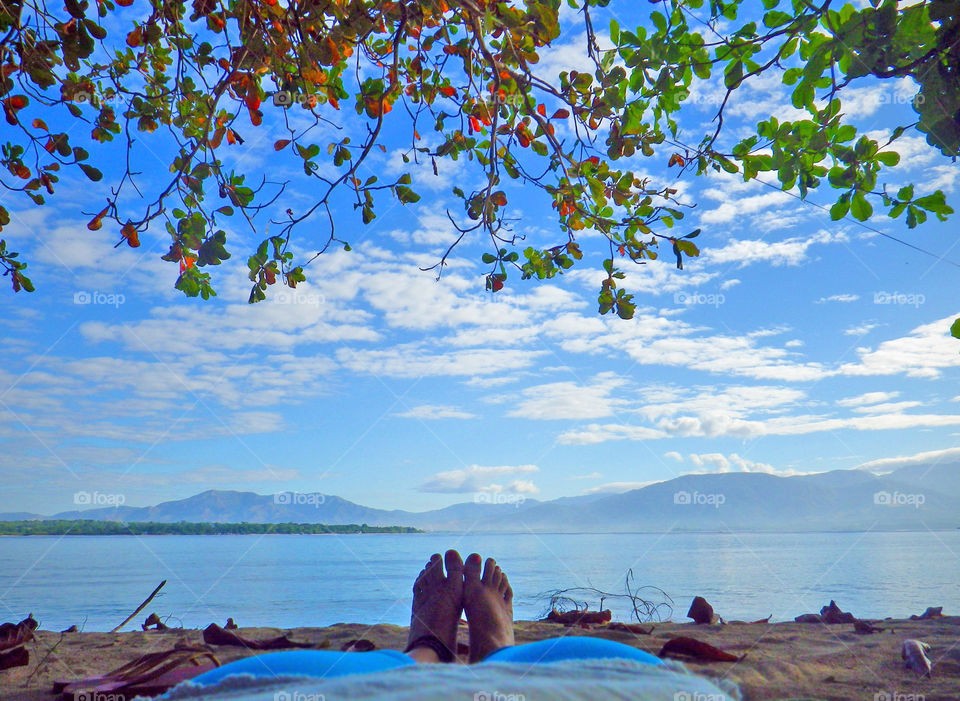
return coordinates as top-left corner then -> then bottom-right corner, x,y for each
188,636 -> 661,687
483,637 -> 664,666
188,649 -> 415,686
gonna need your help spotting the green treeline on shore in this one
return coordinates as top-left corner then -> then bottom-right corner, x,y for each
0,520 -> 422,535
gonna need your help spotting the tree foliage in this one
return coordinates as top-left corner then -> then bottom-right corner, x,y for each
0,0 -> 956,319
0,519 -> 421,535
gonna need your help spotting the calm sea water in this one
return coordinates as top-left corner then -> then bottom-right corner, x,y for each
1,531 -> 958,632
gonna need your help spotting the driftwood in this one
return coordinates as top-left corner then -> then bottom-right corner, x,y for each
902,639 -> 933,676
725,615 -> 772,625
659,636 -> 742,662
202,623 -> 314,650
795,600 -> 856,625
142,613 -> 169,631
544,609 -> 612,626
910,607 -> 943,621
0,614 -> 37,651
537,569 -> 673,624
607,622 -> 654,635
111,580 -> 166,633
0,645 -> 28,671
853,619 -> 885,634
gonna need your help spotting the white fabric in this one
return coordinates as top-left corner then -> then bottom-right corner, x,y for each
159,657 -> 740,701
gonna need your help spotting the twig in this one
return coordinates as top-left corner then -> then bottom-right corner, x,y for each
110,580 -> 166,633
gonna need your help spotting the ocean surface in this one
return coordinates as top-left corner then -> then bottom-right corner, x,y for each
2,531 -> 958,632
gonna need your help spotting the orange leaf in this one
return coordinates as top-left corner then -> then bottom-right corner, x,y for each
491,191 -> 507,206
116,0 -> 133,5
32,118 -> 48,131
249,108 -> 262,126
274,139 -> 291,151
245,91 -> 261,110
226,129 -> 236,145
121,223 -> 139,247
439,86 -> 456,97
537,103 -> 546,117
469,116 -> 481,133
551,109 -> 570,119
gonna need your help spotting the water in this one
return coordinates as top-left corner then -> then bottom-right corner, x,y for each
1,531 -> 958,631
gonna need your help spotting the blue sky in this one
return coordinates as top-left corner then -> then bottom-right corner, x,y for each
2,2 -> 960,516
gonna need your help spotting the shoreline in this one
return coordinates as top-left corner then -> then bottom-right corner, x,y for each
3,617 -> 958,700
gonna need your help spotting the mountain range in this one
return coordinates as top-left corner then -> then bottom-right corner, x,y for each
5,462 -> 959,532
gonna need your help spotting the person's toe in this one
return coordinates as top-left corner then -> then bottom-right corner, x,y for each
464,553 -> 482,583
424,553 -> 443,583
481,557 -> 497,585
503,575 -> 513,603
444,550 -> 464,582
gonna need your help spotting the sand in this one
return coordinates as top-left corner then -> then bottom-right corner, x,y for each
2,616 -> 958,701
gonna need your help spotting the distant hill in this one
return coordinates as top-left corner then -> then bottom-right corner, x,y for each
4,463 -> 958,533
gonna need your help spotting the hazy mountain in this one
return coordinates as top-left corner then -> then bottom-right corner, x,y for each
6,463 -> 959,533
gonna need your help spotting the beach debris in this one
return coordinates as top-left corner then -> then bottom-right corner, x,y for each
111,580 -> 167,633
0,613 -> 37,651
910,606 -> 943,621
794,600 -> 856,624
607,622 -> 654,635
202,623 -> 314,650
142,613 -> 169,631
820,600 -> 856,624
901,639 -> 933,676
658,636 -> 742,663
457,642 -> 469,657
54,644 -> 220,698
0,645 -> 29,671
543,609 -> 612,626
686,596 -> 719,625
224,618 -> 239,630
853,619 -> 885,635
340,639 -> 376,652
726,615 -> 772,625
61,625 -> 79,633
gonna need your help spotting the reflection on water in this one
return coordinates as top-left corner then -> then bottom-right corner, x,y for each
1,531 -> 957,631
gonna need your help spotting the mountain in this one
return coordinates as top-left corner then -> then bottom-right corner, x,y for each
11,463 -> 960,533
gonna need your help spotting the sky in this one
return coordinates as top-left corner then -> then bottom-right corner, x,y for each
2,2 -> 960,516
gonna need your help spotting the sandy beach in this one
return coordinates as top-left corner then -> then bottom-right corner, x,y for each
2,616 -> 958,701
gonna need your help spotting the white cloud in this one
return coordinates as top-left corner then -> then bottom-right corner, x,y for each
506,372 -> 628,420
844,322 -> 880,336
856,447 -> 960,474
688,452 -> 777,474
418,464 -> 539,493
837,391 -> 900,407
706,229 -> 844,267
583,481 -> 658,495
394,404 -> 477,420
817,294 -> 860,303
839,315 -> 960,378
664,451 -> 684,462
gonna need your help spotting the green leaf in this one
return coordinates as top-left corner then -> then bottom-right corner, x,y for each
78,164 -> 102,181
850,191 -> 873,221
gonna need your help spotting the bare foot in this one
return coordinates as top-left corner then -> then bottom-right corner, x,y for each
463,553 -> 514,663
406,550 -> 463,663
